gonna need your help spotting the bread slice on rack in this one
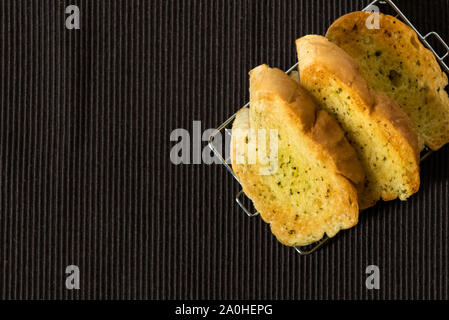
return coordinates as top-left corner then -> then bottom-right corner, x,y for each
326,11 -> 449,151
296,35 -> 420,209
231,64 -> 364,246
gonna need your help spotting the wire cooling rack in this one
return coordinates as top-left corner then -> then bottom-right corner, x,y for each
208,0 -> 449,255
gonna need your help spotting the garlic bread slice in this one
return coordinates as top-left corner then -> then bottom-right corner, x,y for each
296,35 -> 420,208
231,64 -> 363,246
326,11 -> 449,151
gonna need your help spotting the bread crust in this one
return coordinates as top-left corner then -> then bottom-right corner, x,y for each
231,64 -> 364,246
248,65 -> 365,187
296,35 -> 420,207
326,11 -> 449,150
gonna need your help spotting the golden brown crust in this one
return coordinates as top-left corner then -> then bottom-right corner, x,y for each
326,11 -> 449,150
296,35 -> 419,162
372,93 -> 420,165
297,35 -> 374,108
248,64 -> 365,187
310,109 -> 365,187
231,64 -> 364,246
249,65 -> 317,132
296,35 -> 420,207
371,93 -> 420,199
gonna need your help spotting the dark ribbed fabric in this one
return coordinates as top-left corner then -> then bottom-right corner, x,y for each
0,0 -> 448,300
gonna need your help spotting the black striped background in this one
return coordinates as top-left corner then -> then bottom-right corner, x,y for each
1,0 -> 449,300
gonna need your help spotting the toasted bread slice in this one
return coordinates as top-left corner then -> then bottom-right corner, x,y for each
326,11 -> 449,151
231,64 -> 364,246
296,35 -> 420,208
